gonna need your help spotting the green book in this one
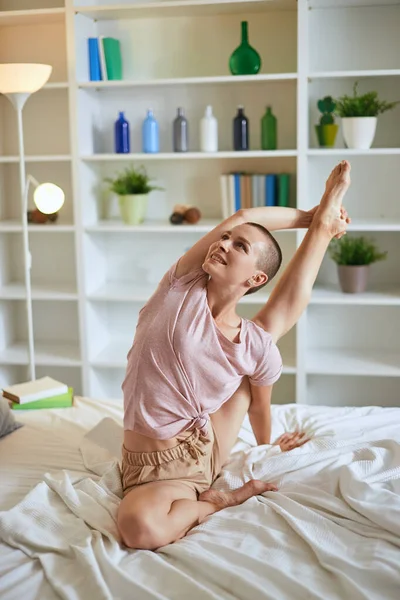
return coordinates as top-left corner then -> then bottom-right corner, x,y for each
9,388 -> 74,410
277,173 -> 290,207
102,37 -> 122,80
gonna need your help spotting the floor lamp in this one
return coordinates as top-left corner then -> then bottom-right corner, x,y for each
0,64 -> 65,382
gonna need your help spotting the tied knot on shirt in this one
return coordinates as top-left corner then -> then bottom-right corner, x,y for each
190,413 -> 209,437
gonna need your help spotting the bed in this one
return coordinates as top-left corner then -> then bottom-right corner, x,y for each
0,396 -> 399,600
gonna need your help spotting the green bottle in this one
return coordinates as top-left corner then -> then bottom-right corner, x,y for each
229,21 -> 261,76
261,106 -> 277,150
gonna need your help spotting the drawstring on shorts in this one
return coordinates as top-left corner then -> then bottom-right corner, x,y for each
181,432 -> 208,465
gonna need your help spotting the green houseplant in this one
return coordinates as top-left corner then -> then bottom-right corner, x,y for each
334,82 -> 400,149
315,96 -> 338,147
105,165 -> 162,225
329,235 -> 387,293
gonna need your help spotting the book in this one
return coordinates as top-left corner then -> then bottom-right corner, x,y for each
102,37 -> 122,80
2,376 -> 69,405
277,173 -> 290,207
98,35 -> 108,81
8,388 -> 74,410
233,173 -> 241,212
88,38 -> 102,81
265,174 -> 277,207
220,175 -> 229,219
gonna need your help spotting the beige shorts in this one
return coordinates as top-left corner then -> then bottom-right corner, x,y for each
121,420 -> 222,498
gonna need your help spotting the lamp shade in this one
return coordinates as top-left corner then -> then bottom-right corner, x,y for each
33,183 -> 65,214
0,63 -> 52,94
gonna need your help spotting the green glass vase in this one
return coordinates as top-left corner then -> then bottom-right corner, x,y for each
261,106 -> 277,150
229,21 -> 261,76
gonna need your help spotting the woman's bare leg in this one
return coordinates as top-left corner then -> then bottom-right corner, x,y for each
117,478 -> 277,551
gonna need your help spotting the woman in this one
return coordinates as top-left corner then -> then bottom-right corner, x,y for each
118,160 -> 352,551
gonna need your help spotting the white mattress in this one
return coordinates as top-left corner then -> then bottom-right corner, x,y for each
0,397 -> 399,600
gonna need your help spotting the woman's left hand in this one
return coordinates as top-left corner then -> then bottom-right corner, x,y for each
273,431 -> 310,452
307,204 -> 351,239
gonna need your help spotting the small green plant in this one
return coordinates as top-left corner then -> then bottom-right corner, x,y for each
317,96 -> 336,125
335,82 -> 400,118
329,236 -> 387,266
105,165 -> 163,195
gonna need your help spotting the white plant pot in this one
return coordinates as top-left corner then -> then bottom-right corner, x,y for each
341,117 -> 377,150
118,194 -> 148,225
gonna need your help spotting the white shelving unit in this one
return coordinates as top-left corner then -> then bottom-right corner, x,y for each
0,0 -> 399,408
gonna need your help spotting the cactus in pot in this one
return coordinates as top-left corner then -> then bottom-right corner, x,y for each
315,96 -> 338,148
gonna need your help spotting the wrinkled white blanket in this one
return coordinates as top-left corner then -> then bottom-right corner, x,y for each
0,411 -> 399,600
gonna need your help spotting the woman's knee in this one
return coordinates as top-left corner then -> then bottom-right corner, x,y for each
117,500 -> 167,550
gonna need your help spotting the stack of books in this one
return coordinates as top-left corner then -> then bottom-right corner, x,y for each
2,376 -> 73,411
220,172 -> 291,219
88,36 -> 123,81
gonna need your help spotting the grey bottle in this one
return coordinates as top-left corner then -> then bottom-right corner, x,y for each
173,107 -> 188,152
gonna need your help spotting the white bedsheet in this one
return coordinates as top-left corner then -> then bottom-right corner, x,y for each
0,397 -> 399,600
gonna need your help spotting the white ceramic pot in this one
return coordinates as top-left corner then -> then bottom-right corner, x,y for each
118,194 -> 148,225
341,117 -> 377,150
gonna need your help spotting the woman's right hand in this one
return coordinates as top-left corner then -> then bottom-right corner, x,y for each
273,431 -> 310,452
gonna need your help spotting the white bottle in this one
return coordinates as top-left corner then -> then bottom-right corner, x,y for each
200,105 -> 218,152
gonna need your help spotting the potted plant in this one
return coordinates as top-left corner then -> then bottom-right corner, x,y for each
105,165 -> 162,225
315,96 -> 338,147
334,82 -> 400,150
328,235 -> 387,293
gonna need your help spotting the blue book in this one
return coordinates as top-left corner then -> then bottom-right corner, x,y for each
88,38 -> 102,81
234,173 -> 241,211
265,174 -> 277,206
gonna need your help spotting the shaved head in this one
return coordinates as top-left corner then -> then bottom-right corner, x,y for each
243,223 -> 282,295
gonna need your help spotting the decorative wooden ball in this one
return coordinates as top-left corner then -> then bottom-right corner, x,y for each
47,212 -> 59,223
31,209 -> 48,224
173,204 -> 190,215
184,207 -> 201,224
170,212 -> 185,225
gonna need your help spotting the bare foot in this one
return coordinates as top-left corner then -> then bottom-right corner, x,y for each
313,160 -> 352,239
198,480 -> 278,512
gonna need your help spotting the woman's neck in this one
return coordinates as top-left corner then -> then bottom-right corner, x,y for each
206,279 -> 242,326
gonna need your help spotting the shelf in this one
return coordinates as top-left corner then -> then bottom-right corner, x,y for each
81,151 -> 298,162
308,149 -> 400,156
75,0 -> 296,21
309,0 -> 400,8
311,285 -> 400,306
90,338 -> 296,372
78,73 -> 297,90
43,82 -> 69,90
346,219 -> 400,232
0,282 -> 78,301
306,348 -> 400,377
0,155 -> 72,164
84,218 -> 300,233
0,8 -> 65,27
0,221 -> 75,233
88,282 -> 400,307
0,342 -> 81,367
85,218 -> 220,233
309,69 -> 400,79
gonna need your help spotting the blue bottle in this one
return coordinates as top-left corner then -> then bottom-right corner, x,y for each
115,111 -> 130,153
142,109 -> 159,153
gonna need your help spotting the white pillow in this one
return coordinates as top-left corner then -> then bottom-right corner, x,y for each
0,397 -> 24,439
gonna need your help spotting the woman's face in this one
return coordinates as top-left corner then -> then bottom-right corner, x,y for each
202,224 -> 268,292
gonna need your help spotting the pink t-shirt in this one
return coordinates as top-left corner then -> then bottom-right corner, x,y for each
122,260 -> 283,439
